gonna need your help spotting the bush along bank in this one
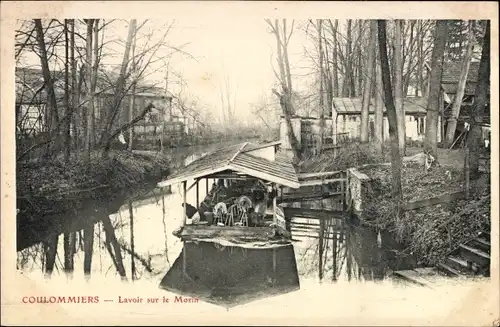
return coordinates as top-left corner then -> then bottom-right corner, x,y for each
356,162 -> 490,267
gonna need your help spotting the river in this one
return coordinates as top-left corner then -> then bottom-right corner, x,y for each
13,143 -> 492,325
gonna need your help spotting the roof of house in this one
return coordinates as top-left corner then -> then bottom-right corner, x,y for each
332,97 -> 428,115
426,61 -> 484,96
15,67 -> 172,103
441,61 -> 480,84
157,141 -> 300,188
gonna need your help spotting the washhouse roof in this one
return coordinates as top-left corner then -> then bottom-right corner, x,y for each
157,141 -> 300,189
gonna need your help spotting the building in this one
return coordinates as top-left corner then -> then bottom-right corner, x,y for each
280,97 -> 433,152
15,67 -> 189,145
427,61 -> 490,141
279,60 -> 490,152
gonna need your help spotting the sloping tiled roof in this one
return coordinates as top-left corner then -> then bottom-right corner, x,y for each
157,141 -> 300,188
332,97 -> 427,115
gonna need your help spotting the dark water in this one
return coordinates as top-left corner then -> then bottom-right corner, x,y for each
158,143 -> 421,308
159,216 -> 419,308
16,139 -> 420,310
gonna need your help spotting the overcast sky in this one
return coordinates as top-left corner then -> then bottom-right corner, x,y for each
133,18 -> 313,121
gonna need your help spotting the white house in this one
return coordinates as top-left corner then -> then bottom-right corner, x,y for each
280,97 -> 442,151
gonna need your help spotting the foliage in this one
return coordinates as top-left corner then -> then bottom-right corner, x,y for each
298,141 -> 388,173
359,162 -> 490,266
17,150 -> 171,218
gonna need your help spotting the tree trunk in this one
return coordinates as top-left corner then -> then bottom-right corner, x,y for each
342,20 -> 353,97
374,51 -> 384,155
101,19 -> 137,157
378,20 -> 403,214
403,21 -> 415,96
70,20 -> 78,151
91,20 -> 99,146
270,19 -> 301,161
467,20 -> 490,176
317,19 -> 325,152
102,215 -> 127,279
128,28 -> 138,151
394,20 -> 406,156
446,21 -> 474,146
282,19 -> 294,111
360,20 -> 377,143
331,20 -> 339,97
34,19 -> 60,156
84,19 -> 94,163
323,28 -> 333,119
83,224 -> 94,275
44,235 -> 59,277
417,20 -> 424,97
63,20 -> 71,163
128,201 -> 136,280
425,20 -> 449,160
63,232 -> 76,274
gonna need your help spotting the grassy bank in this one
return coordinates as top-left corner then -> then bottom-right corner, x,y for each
358,162 -> 490,266
299,142 -> 490,266
16,150 -> 171,250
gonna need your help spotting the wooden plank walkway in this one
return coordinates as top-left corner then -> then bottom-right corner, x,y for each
403,191 -> 465,211
392,267 -> 441,288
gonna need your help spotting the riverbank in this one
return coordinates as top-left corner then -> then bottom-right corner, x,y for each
298,143 -> 491,268
358,161 -> 490,266
16,150 -> 171,251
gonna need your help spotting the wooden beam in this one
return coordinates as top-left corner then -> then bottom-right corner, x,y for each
196,181 -> 199,209
229,142 -> 249,162
298,171 -> 344,179
299,178 -> 346,187
186,179 -> 199,193
403,192 -> 465,211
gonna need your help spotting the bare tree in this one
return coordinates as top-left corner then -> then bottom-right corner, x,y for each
84,19 -> 94,162
425,20 -> 449,160
329,20 -> 340,97
317,19 -> 325,152
99,19 -> 137,156
63,20 -> 70,163
467,20 -> 490,176
378,20 -> 403,218
360,20 -> 377,143
266,19 -> 301,161
34,19 -> 60,157
342,20 -> 353,97
445,20 -> 475,146
394,20 -> 406,155
374,50 -> 384,155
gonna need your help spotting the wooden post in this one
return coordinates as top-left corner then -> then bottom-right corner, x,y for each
272,248 -> 277,278
183,181 -> 187,225
196,179 -> 199,209
272,185 -> 277,225
439,91 -> 445,145
332,223 -> 338,282
182,245 -> 186,276
205,178 -> 209,197
319,219 -> 324,282
128,201 -> 135,281
340,173 -> 345,211
464,147 -> 470,199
